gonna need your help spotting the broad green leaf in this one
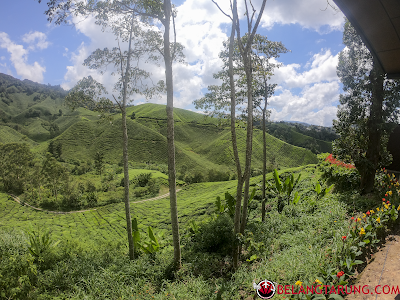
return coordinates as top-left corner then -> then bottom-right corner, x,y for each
273,169 -> 282,193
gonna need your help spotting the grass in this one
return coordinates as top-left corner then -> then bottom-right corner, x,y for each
1,165 -> 367,300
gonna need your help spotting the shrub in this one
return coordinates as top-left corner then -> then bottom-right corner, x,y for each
0,231 -> 37,299
207,169 -> 230,182
134,186 -> 148,198
191,214 -> 235,256
318,153 -> 360,191
133,173 -> 152,187
86,191 -> 98,207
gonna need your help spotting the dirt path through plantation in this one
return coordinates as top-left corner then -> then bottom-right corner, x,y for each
8,189 -> 181,214
345,225 -> 400,300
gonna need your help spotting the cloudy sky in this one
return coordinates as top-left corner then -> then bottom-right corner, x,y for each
0,0 -> 345,126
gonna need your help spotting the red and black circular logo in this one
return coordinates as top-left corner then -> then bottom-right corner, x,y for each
254,280 -> 276,299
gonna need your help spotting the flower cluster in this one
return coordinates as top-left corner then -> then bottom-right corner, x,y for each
325,154 -> 355,169
289,198 -> 400,300
375,168 -> 400,206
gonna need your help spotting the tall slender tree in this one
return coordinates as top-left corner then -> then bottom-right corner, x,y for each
194,34 -> 288,225
38,0 -> 185,268
251,36 -> 288,221
210,0 -> 267,268
334,20 -> 400,194
64,12 -> 162,260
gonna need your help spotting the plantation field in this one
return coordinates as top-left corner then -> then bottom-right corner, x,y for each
0,179 -> 241,243
2,165 -> 373,300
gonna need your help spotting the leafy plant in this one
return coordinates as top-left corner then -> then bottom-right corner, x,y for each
268,169 -> 301,212
215,191 -> 236,218
26,229 -> 60,264
132,218 -> 161,255
314,181 -> 334,200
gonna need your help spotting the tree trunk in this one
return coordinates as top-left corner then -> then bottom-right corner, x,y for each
229,0 -> 243,270
164,0 -> 181,270
262,106 -> 267,222
239,51 -> 254,235
122,106 -> 134,260
122,16 -> 135,260
360,61 -> 384,194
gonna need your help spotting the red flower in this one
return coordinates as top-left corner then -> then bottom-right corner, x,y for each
366,211 -> 370,216
351,217 -> 354,221
337,271 -> 345,278
387,201 -> 390,204
342,236 -> 347,241
385,194 -> 388,197
382,198 -> 386,202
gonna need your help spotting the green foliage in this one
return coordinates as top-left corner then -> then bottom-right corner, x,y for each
314,181 -> 334,200
0,231 -> 37,299
318,153 -> 360,191
132,218 -> 161,255
191,214 -> 235,256
1,164 -> 399,299
215,191 -> 236,218
94,151 -> 105,175
334,20 -> 400,189
375,168 -> 400,206
26,228 -> 60,265
0,142 -> 34,193
133,172 -> 152,187
268,168 -> 301,212
42,153 -> 69,202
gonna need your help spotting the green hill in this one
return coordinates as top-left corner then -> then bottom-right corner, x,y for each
0,74 -> 318,174
0,125 -> 36,145
46,103 -> 317,175
0,73 -> 100,142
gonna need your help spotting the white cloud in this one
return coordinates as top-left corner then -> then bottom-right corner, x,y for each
0,32 -> 46,82
61,42 -> 112,90
59,0 -> 343,125
61,0 -> 230,107
267,49 -> 341,126
271,49 -> 339,88
257,0 -> 344,32
22,31 -> 50,50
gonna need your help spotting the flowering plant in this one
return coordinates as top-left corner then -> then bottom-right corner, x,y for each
375,168 -> 400,206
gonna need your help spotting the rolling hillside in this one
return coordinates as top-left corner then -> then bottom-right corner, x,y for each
46,103 -> 317,175
0,73 -> 318,175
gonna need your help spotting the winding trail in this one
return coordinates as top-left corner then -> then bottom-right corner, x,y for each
8,189 -> 181,214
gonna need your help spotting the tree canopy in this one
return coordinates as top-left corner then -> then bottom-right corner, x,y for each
333,20 -> 400,193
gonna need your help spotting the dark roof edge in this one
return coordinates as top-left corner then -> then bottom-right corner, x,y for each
333,0 -> 386,74
387,73 -> 400,79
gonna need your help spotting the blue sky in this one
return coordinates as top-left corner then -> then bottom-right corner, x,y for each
0,0 -> 345,126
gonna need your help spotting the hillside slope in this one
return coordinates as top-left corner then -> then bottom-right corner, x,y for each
47,103 -> 317,175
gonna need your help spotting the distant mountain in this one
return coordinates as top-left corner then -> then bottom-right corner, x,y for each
283,121 -> 311,126
256,121 -> 337,154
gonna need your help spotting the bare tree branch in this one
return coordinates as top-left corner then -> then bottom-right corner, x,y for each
211,0 -> 233,20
